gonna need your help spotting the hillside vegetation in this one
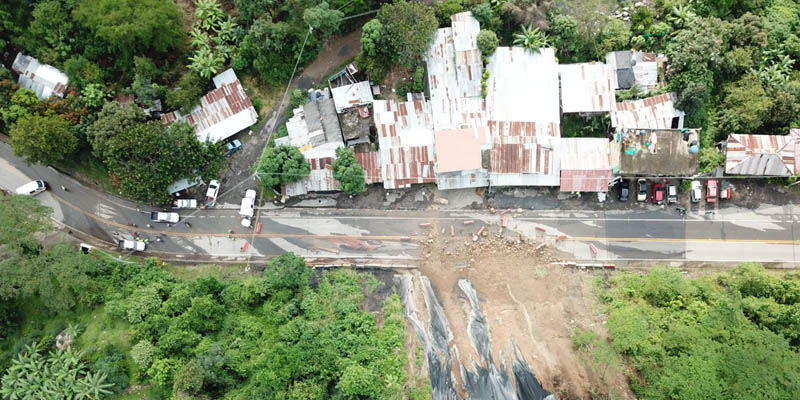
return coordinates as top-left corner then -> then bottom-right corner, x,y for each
0,195 -> 421,399
600,265 -> 800,398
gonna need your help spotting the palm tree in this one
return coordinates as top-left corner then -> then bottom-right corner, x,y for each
190,27 -> 211,49
667,5 -> 695,29
76,372 -> 114,399
189,47 -> 223,79
513,25 -> 550,54
195,0 -> 223,31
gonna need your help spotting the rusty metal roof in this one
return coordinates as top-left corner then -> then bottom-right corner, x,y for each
162,78 -> 257,143
489,135 -> 560,186
611,93 -> 684,130
331,81 -> 374,113
355,151 -> 383,185
559,138 -> 612,192
284,156 -> 340,197
373,98 -> 436,189
560,63 -> 615,113
725,132 -> 800,176
426,13 -> 483,131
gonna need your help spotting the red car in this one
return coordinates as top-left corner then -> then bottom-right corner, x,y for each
706,180 -> 718,203
652,183 -> 665,205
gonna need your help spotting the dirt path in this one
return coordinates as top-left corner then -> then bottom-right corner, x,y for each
223,29 -> 364,196
258,28 -> 363,137
417,221 -> 635,398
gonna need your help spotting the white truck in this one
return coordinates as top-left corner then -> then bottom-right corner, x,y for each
118,239 -> 145,252
150,211 -> 180,223
172,199 -> 197,209
239,189 -> 257,227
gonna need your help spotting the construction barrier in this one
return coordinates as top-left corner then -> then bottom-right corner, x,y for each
463,220 -> 475,225
400,236 -> 412,241
501,214 -> 508,228
241,241 -> 249,253
450,225 -> 455,237
419,223 -> 432,228
256,222 -> 262,233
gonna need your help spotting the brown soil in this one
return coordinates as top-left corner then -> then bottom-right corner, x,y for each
418,221 -> 635,398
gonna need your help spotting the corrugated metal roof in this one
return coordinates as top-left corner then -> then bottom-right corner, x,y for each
611,93 -> 684,130
559,138 -> 612,192
331,81 -> 374,113
426,13 -> 483,131
373,98 -> 436,189
161,78 -> 258,143
11,53 -> 69,99
284,156 -> 341,197
212,68 -> 238,88
285,98 -> 343,149
725,132 -> 799,176
560,169 -> 612,192
486,47 -> 560,124
437,169 -> 489,190
560,63 -> 615,113
488,135 -> 560,186
355,151 -> 383,184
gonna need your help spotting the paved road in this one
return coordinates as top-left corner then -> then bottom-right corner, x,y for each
1,142 -> 799,264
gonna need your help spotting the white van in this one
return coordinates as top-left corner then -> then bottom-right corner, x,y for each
16,180 -> 47,196
239,189 -> 256,227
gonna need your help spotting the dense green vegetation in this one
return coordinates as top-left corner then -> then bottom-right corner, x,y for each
256,144 -> 312,190
601,265 -> 800,398
0,196 -> 415,399
333,147 -> 367,195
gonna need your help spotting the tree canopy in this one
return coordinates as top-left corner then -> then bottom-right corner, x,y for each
102,120 -> 224,203
256,145 -> 311,189
332,147 -> 366,195
10,114 -> 78,165
73,0 -> 184,58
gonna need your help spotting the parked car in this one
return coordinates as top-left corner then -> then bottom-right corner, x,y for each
690,181 -> 702,203
706,180 -> 718,203
15,180 -> 47,196
667,184 -> 678,204
618,180 -> 630,202
652,183 -> 665,205
118,239 -> 145,251
172,199 -> 197,209
206,180 -> 220,202
637,179 -> 647,202
225,139 -> 242,158
150,211 -> 180,223
239,189 -> 257,227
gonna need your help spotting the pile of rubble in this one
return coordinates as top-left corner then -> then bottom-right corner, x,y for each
420,218 -> 561,268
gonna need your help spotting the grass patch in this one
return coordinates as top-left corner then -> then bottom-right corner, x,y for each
240,73 -> 282,121
561,114 -> 609,138
162,263 -> 255,281
55,155 -> 115,193
571,328 -> 624,386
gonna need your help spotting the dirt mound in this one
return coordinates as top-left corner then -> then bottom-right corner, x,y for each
417,221 -> 634,398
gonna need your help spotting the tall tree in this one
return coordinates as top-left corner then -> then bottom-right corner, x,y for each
303,1 -> 344,37
103,121 -> 224,203
376,0 -> 438,69
10,114 -> 77,165
256,145 -> 310,189
73,0 -> 184,58
87,101 -> 148,160
332,147 -> 366,195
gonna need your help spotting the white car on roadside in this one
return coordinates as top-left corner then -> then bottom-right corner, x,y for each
206,180 -> 220,202
172,199 -> 197,209
16,180 -> 47,196
690,180 -> 702,203
150,211 -> 180,223
118,239 -> 145,251
239,189 -> 257,227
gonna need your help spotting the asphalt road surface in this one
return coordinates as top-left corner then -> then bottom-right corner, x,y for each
1,142 -> 799,264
